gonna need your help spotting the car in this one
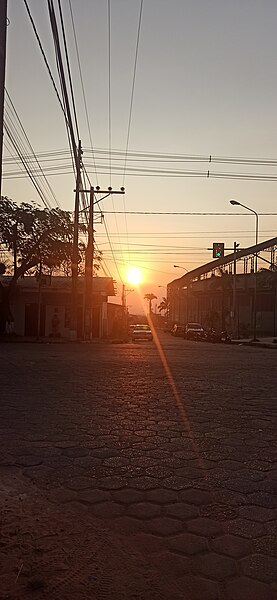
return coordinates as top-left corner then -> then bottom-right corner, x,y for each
132,324 -> 153,342
184,322 -> 204,340
171,324 -> 184,337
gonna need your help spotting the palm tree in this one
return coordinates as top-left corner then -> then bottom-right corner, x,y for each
158,296 -> 169,316
144,293 -> 157,315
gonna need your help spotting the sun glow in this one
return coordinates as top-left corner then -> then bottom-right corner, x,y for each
126,267 -> 142,286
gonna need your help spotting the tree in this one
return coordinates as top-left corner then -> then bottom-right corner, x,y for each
144,293 -> 157,315
0,197 -> 102,332
158,296 -> 169,316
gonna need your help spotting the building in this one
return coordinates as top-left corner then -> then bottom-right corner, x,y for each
167,237 -> 277,338
168,271 -> 277,337
1,275 -> 116,339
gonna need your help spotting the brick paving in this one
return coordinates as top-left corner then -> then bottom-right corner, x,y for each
0,336 -> 276,599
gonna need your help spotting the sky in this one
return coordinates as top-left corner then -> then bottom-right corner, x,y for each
3,0 -> 277,314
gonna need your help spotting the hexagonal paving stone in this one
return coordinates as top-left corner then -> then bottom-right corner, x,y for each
177,574 -> 219,600
248,492 -> 277,509
200,502 -> 238,521
152,551 -> 190,578
146,489 -> 178,504
127,476 -> 159,490
99,476 -> 126,490
61,447 -> 89,458
112,488 -> 145,504
15,455 -> 43,467
192,552 -> 237,581
187,517 -> 224,537
128,502 -> 162,520
169,533 -> 208,555
132,532 -> 166,555
162,477 -> 192,491
46,487 -> 77,504
64,476 -> 96,490
165,502 -> 199,520
211,535 -> 251,558
238,505 -> 276,522
226,577 -> 275,600
78,489 -> 111,504
241,554 -> 277,583
145,517 -> 183,536
180,489 -> 212,505
226,518 -> 266,539
74,456 -> 102,468
253,535 -> 277,558
88,501 -> 125,518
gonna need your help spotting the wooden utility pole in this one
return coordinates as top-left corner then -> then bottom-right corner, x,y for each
79,186 -> 125,340
71,140 -> 82,340
0,0 -> 7,198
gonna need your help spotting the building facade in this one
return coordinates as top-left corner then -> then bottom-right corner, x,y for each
1,275 -> 116,339
168,271 -> 277,337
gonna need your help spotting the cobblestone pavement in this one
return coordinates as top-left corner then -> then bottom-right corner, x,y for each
0,336 -> 276,599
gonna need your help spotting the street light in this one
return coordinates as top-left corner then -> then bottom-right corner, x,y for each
229,199 -> 259,341
174,264 -> 189,272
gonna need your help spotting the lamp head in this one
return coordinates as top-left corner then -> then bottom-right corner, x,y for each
230,199 -> 240,206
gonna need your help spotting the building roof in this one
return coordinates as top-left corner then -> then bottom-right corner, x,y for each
1,275 -> 116,296
168,236 -> 277,290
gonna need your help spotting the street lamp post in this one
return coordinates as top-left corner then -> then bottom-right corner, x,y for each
230,200 -> 259,341
174,265 -> 189,273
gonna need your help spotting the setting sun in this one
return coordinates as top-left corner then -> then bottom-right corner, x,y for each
126,267 -> 143,286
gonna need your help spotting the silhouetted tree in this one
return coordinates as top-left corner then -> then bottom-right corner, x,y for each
144,293 -> 157,315
158,296 -> 169,316
0,197 -> 102,332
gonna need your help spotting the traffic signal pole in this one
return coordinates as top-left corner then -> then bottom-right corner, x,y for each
232,242 -> 239,339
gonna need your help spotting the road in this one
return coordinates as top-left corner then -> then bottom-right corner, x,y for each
0,335 -> 276,599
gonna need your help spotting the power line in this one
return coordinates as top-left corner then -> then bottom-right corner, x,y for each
4,88 -> 59,207
103,217 -> 123,283
122,0 -> 144,186
23,0 -> 68,124
97,211 -> 277,216
68,0 -> 98,184
3,145 -> 277,167
57,0 -> 80,142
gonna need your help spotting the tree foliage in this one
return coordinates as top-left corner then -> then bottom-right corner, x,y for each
0,197 -> 102,331
0,197 -> 101,282
158,296 -> 169,314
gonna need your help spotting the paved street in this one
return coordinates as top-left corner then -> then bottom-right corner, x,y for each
1,335 -> 277,600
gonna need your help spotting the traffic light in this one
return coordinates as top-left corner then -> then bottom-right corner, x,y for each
213,242 -> 224,258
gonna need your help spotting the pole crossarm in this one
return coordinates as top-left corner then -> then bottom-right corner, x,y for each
169,236 -> 277,288
79,189 -> 125,195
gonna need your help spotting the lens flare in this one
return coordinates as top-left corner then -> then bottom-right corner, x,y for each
127,267 -> 142,286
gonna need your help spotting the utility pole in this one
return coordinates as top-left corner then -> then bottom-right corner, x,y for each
71,140 -> 82,340
232,242 -> 239,339
0,0 -> 7,198
84,186 -> 94,340
79,186 -> 125,340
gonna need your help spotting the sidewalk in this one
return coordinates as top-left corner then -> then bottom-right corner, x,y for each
232,337 -> 277,349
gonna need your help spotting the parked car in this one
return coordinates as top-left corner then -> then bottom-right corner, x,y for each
184,322 -> 204,340
171,324 -> 184,337
132,324 -> 153,342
